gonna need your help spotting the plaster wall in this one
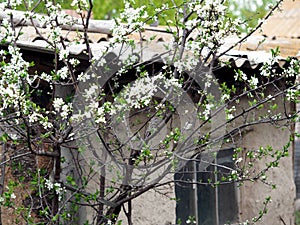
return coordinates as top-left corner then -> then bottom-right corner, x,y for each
239,123 -> 295,225
231,91 -> 295,225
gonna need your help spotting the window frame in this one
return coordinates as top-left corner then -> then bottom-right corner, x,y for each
175,148 -> 239,225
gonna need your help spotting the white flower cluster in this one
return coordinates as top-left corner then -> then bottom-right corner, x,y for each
117,54 -> 140,76
154,3 -> 169,14
40,72 -> 52,82
225,106 -> 236,121
53,98 -> 73,120
76,72 -> 182,125
182,0 -> 241,53
234,70 -> 247,81
56,66 -> 69,80
285,58 -> 300,78
186,218 -> 196,224
59,49 -> 70,61
173,55 -> 198,73
202,103 -> 213,120
45,2 -> 73,26
7,0 -> 22,9
259,64 -> 272,78
111,2 -> 148,43
286,89 -> 297,101
0,18 -> 15,43
45,179 -> 66,201
10,193 -> 16,199
234,69 -> 259,89
71,0 -> 89,12
115,72 -> 181,110
0,47 -> 53,129
249,76 -> 259,89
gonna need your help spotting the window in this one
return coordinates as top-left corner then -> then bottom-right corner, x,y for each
175,149 -> 238,225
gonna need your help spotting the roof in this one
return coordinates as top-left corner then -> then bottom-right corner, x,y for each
231,35 -> 300,58
259,0 -> 300,39
238,0 -> 300,58
0,6 -> 297,67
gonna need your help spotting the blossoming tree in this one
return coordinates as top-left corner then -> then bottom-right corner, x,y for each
0,0 -> 298,224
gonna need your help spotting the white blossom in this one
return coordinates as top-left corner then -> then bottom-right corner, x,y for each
249,76 -> 259,88
57,66 -> 69,80
236,157 -> 243,163
45,179 -> 54,190
53,98 -> 65,111
286,89 -> 297,101
59,49 -> 70,61
10,193 -> 16,199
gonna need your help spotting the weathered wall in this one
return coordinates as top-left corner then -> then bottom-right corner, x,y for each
235,90 -> 296,225
239,123 -> 295,224
118,189 -> 176,225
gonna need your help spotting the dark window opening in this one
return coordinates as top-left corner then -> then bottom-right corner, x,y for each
175,149 -> 238,225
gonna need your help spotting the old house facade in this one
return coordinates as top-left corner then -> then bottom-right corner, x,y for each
0,1 -> 299,224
